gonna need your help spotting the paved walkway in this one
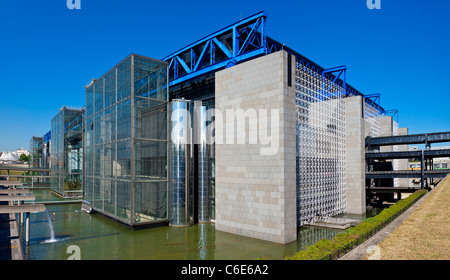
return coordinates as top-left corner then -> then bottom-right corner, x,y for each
339,186 -> 434,260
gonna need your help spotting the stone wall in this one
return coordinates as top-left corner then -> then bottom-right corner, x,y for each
345,96 -> 366,214
214,51 -> 297,244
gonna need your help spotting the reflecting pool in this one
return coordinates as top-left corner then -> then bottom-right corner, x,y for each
23,190 -> 373,260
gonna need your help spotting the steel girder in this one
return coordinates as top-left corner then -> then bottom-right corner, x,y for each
162,11 -> 268,86
162,10 -> 386,113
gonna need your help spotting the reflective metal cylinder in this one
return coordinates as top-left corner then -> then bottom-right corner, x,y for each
196,103 -> 210,223
169,100 -> 194,226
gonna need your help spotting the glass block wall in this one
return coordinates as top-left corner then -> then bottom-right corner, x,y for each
295,63 -> 347,226
50,107 -> 84,197
84,54 -> 168,226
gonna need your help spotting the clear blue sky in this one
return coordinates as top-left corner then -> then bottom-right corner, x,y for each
1,0 -> 449,151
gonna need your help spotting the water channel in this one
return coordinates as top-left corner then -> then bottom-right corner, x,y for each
21,189 -> 380,260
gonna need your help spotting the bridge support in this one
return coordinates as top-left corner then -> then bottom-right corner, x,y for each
25,212 -> 30,245
421,150 -> 425,189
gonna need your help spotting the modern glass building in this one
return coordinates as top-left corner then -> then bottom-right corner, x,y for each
76,12 -> 400,244
50,107 -> 84,197
84,54 -> 169,227
30,136 -> 43,167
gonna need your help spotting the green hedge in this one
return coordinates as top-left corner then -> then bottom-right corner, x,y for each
286,189 -> 427,260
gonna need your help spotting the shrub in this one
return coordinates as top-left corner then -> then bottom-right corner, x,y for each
286,189 -> 427,260
64,179 -> 81,191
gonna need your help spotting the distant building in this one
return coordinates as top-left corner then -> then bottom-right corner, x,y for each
408,146 -> 450,187
0,151 -> 20,164
0,147 -> 29,163
15,147 -> 29,156
408,146 -> 450,170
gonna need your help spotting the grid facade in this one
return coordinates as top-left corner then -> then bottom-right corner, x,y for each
295,63 -> 347,226
84,54 -> 168,226
364,102 -> 381,137
50,107 -> 83,197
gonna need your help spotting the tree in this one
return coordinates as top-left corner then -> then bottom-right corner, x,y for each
19,153 -> 30,162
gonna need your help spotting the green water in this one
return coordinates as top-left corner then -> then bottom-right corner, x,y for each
22,190 -> 371,260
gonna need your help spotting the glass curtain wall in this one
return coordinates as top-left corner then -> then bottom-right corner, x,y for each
50,107 -> 84,197
65,111 -> 83,194
30,137 -> 43,167
43,131 -> 51,169
84,54 -> 168,226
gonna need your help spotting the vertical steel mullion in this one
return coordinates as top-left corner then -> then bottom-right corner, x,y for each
102,77 -> 106,211
62,109 -> 65,196
130,55 -> 135,225
166,64 -> 170,221
114,67 -> 118,218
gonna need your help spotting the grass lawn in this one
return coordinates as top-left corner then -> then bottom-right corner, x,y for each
373,176 -> 450,260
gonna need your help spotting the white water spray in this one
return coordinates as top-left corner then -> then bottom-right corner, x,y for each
44,210 -> 57,243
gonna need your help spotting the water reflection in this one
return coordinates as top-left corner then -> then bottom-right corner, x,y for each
24,190 -> 377,260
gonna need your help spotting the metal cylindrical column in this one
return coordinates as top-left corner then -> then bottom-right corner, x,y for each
169,100 -> 194,227
196,104 -> 211,223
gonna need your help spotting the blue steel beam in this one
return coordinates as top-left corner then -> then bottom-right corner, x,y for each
265,37 -> 366,100
384,109 -> 399,122
363,93 -> 384,114
161,10 -> 386,113
322,66 -> 347,96
162,11 -> 268,86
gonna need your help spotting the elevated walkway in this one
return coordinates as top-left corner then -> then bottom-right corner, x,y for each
0,186 -> 46,258
366,170 -> 450,179
0,166 -> 51,173
0,181 -> 24,187
366,187 -> 421,193
366,131 -> 450,147
0,210 -> 23,260
0,195 -> 35,202
365,130 -> 450,190
366,149 -> 450,159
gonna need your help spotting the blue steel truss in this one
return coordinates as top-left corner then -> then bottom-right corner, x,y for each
364,93 -> 384,114
384,109 -> 399,122
162,11 -> 268,86
162,11 -> 386,112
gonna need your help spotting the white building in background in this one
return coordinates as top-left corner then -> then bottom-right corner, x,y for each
15,147 -> 30,156
0,151 -> 20,163
0,147 -> 30,164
